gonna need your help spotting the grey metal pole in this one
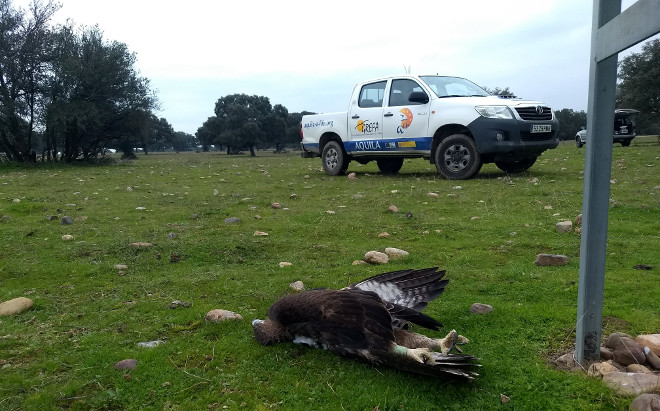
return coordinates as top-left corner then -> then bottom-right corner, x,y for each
575,0 -> 621,365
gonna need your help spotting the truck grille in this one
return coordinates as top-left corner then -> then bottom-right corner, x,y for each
515,106 -> 553,121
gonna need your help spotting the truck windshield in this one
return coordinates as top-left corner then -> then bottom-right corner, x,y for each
420,76 -> 489,98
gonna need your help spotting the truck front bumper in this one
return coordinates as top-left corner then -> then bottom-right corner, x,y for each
468,117 -> 559,159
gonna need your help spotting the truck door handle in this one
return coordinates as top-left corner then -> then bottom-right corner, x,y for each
351,115 -> 359,119
384,113 -> 393,117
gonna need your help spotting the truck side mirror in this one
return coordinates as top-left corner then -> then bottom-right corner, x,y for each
408,91 -> 429,104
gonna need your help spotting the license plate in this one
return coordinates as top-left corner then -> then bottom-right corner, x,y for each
531,124 -> 551,133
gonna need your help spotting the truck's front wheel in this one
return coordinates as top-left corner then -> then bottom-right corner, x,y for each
322,141 -> 348,176
435,134 -> 482,180
377,158 -> 404,174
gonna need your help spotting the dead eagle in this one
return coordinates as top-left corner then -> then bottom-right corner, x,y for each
252,267 -> 479,380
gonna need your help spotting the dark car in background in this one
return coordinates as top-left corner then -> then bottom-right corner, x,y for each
576,109 -> 639,148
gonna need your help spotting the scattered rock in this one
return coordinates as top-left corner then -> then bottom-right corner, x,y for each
114,359 -> 138,370
453,186 -> 462,190
470,216 -> 480,221
555,352 -> 577,369
347,173 -> 357,180
544,205 -> 553,210
627,364 -> 653,374
190,213 -> 200,219
254,215 -> 262,219
137,340 -> 165,348
254,231 -> 269,236
601,346 -> 614,361
74,216 -> 88,222
575,213 -> 582,227
603,372 -> 660,396
534,253 -> 569,266
364,251 -> 389,264
406,212 -> 413,219
129,242 -> 152,248
0,297 -> 34,316
588,361 -> 618,378
167,232 -> 178,239
325,210 -> 335,214
606,333 -> 646,366
61,234 -> 74,241
470,303 -> 493,314
636,335 -> 660,356
169,254 -> 180,263
352,260 -> 367,265
279,262 -> 293,268
271,202 -> 282,209
378,232 -> 390,238
126,187 -> 134,192
224,217 -> 240,224
168,300 -> 190,309
205,309 -> 243,322
387,205 -> 399,213
384,247 -> 409,259
114,264 -> 128,270
427,192 -> 439,199
629,394 -> 660,411
289,281 -> 305,291
556,221 -> 573,233
60,216 -> 73,225
46,215 -> 58,221
500,394 -> 510,405
12,198 -> 20,203
634,264 -> 653,270
135,207 -> 147,210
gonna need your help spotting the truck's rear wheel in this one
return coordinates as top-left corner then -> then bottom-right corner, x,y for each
322,141 -> 347,176
377,158 -> 404,174
495,157 -> 537,174
435,134 -> 481,180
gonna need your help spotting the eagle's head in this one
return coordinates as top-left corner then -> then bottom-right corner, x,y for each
252,318 -> 285,346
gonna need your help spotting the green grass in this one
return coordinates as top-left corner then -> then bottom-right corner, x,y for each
1,137 -> 658,410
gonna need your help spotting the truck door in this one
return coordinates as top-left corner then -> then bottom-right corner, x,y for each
347,81 -> 385,151
383,78 -> 430,151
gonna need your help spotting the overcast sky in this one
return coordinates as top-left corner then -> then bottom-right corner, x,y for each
14,0 -> 658,134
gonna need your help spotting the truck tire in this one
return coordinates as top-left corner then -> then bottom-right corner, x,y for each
576,136 -> 583,148
376,158 -> 404,174
495,157 -> 537,174
322,141 -> 347,176
435,134 -> 482,180
620,140 -> 631,147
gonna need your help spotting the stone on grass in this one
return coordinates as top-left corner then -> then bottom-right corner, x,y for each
588,361 -> 618,378
279,262 -> 293,268
500,394 -> 510,405
205,309 -> 243,322
167,232 -> 178,239
385,247 -> 409,259
603,372 -> 660,396
0,297 -> 34,316
575,214 -> 582,227
289,281 -> 305,291
60,216 -> 73,225
378,232 -> 390,238
224,217 -> 240,224
387,205 -> 399,213
427,192 -> 439,199
635,334 -> 660,355
271,202 -> 282,209
352,260 -> 367,265
470,303 -> 493,314
46,215 -> 58,221
555,352 -> 577,369
534,253 -> 569,266
630,394 -> 660,411
556,221 -> 573,233
254,231 -> 269,236
364,251 -> 389,264
130,242 -> 152,248
137,340 -> 165,348
634,264 -> 653,270
168,300 -> 190,309
347,173 -> 357,180
74,216 -> 88,222
114,264 -> 128,270
606,333 -> 646,366
114,359 -> 138,370
61,234 -> 74,241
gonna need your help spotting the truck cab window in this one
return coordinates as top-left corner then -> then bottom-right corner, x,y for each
358,81 -> 386,108
389,79 -> 425,106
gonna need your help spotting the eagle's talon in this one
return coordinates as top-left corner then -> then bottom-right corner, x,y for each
408,347 -> 435,364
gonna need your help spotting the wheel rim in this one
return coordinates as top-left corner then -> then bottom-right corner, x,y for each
443,144 -> 471,172
325,147 -> 339,170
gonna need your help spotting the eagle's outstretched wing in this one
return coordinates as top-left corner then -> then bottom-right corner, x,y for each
346,267 -> 448,312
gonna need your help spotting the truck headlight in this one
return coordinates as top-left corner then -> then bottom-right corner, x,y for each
475,106 -> 514,120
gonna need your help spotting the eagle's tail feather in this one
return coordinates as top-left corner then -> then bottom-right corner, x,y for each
377,350 -> 480,380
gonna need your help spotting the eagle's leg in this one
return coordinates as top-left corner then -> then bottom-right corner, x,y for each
392,344 -> 435,364
393,329 -> 469,355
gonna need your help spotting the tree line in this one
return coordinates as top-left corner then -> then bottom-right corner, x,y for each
0,0 -> 196,162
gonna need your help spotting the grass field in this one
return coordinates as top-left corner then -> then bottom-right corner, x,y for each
1,137 -> 658,410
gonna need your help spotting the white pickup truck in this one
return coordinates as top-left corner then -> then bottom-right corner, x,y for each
300,75 -> 559,179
